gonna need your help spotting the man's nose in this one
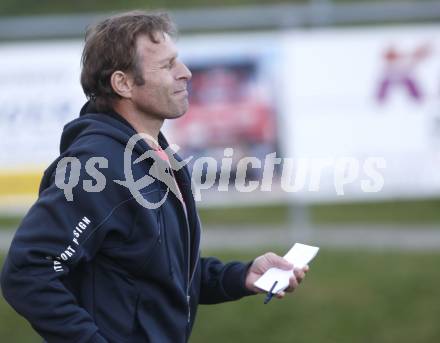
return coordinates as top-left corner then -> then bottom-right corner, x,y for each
177,61 -> 192,81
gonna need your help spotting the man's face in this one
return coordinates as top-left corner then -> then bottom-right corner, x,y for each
130,32 -> 192,120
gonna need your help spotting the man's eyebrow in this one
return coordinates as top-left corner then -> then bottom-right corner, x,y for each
158,53 -> 178,64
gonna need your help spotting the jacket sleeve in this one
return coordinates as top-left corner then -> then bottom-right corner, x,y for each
198,257 -> 256,304
0,151 -> 131,343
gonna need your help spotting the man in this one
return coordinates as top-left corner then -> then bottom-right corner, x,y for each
1,11 -> 308,343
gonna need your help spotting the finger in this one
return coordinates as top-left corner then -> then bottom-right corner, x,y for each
285,275 -> 298,292
265,252 -> 293,271
294,268 -> 306,283
285,286 -> 296,293
303,265 -> 310,273
276,291 -> 285,299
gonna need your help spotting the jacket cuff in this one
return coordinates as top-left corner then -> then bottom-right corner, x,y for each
223,260 -> 257,300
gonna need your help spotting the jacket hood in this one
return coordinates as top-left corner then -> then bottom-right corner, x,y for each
59,101 -> 170,156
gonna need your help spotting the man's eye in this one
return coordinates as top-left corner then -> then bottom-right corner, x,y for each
165,59 -> 176,69
164,61 -> 175,69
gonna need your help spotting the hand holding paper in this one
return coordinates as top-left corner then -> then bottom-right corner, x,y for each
253,243 -> 319,295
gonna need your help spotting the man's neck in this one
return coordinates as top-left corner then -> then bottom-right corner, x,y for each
113,101 -> 163,145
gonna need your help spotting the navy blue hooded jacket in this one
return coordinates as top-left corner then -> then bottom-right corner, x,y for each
1,102 -> 254,343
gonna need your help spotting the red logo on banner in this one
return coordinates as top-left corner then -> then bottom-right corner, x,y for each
376,44 -> 431,103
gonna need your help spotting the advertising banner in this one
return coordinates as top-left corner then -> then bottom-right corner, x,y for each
280,26 -> 440,201
1,26 -> 440,209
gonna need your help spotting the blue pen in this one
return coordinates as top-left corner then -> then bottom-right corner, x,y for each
264,281 -> 278,304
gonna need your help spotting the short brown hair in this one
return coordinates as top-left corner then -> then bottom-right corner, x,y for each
80,10 -> 176,112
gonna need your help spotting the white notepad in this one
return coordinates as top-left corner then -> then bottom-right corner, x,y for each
253,243 -> 319,294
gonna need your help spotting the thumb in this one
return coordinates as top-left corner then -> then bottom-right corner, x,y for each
265,253 -> 293,271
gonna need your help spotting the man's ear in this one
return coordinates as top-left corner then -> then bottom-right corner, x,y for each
110,70 -> 133,99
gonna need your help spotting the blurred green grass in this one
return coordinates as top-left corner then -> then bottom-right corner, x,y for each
0,0 -> 302,16
0,216 -> 23,229
192,248 -> 440,343
1,248 -> 440,343
0,0 -> 428,17
1,198 -> 440,230
200,198 -> 440,226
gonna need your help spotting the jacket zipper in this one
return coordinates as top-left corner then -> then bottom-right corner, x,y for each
182,203 -> 193,323
185,211 -> 201,324
169,163 -> 200,325
173,181 -> 198,324
150,145 -> 198,324
158,208 -> 174,277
